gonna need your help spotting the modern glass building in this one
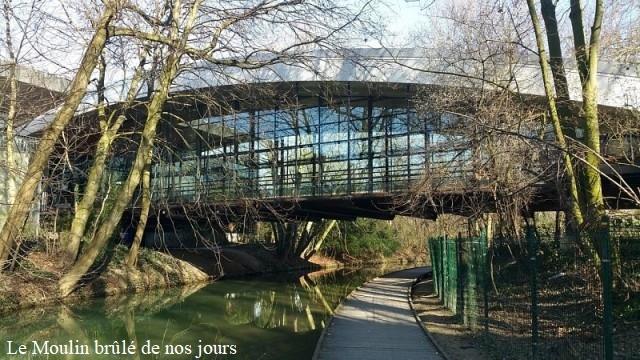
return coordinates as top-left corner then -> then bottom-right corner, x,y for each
150,81 -> 474,207
18,49 -> 640,222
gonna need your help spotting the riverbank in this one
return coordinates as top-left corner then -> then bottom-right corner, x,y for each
0,243 -> 346,315
0,266 -> 396,359
0,237 -> 427,317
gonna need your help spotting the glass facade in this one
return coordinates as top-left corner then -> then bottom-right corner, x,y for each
150,82 -> 474,203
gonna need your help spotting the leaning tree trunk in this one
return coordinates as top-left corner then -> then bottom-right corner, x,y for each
303,220 -> 337,260
58,0 -> 210,296
64,55 -> 146,264
1,13 -> 20,269
124,156 -> 152,268
293,221 -> 316,258
0,7 -> 115,266
58,50 -> 180,297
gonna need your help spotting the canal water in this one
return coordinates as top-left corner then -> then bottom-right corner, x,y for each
0,265 -> 405,359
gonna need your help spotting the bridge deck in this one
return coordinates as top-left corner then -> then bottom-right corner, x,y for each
313,267 -> 444,360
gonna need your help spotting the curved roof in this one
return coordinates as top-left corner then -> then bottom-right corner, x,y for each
174,48 -> 640,109
19,48 -> 640,136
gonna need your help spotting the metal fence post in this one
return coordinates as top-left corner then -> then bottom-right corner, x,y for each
429,238 -> 437,294
467,237 -> 478,330
482,230 -> 489,343
449,236 -> 457,312
439,236 -> 445,303
456,233 -> 464,318
601,215 -> 613,360
527,225 -> 538,360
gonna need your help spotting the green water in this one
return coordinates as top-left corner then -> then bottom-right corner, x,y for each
0,265 -> 403,360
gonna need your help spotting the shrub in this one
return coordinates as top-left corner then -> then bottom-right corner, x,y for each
323,218 -> 399,260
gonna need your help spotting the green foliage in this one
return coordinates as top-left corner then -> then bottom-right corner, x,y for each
323,218 -> 399,260
86,172 -> 124,232
106,244 -> 164,268
615,295 -> 640,321
611,215 -> 640,228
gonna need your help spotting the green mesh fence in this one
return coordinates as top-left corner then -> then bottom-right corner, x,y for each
609,216 -> 640,359
428,214 -> 640,360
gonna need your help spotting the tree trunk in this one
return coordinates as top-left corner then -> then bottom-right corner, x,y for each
63,130 -> 113,262
304,219 -> 336,260
59,49 -> 180,297
294,221 -> 319,259
541,0 -> 579,137
1,2 -> 27,267
4,67 -> 17,216
2,0 -> 18,217
568,0 -> 608,273
577,18 -> 606,223
541,0 -> 570,108
274,220 -> 334,261
124,156 -> 152,268
0,6 -> 115,266
569,0 -> 606,226
1,59 -> 18,256
529,0 -> 615,274
525,0 -> 585,232
64,56 -> 146,264
578,3 -> 622,279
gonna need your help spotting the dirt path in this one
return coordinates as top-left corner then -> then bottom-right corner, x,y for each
412,278 -> 490,360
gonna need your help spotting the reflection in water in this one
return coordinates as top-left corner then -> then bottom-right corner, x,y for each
0,266 -> 403,359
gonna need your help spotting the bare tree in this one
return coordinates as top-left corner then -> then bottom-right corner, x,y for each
62,44 -> 149,264
594,0 -> 640,63
397,1 -> 546,245
524,0 -> 618,274
0,0 -> 118,267
0,0 -> 72,266
58,0 -> 381,296
398,0 -> 636,277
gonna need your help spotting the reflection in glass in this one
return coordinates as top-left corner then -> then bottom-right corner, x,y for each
148,84 -> 476,202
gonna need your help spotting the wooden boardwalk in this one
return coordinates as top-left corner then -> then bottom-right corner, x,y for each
313,267 -> 444,360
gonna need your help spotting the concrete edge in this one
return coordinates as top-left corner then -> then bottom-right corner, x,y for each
408,272 -> 452,360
